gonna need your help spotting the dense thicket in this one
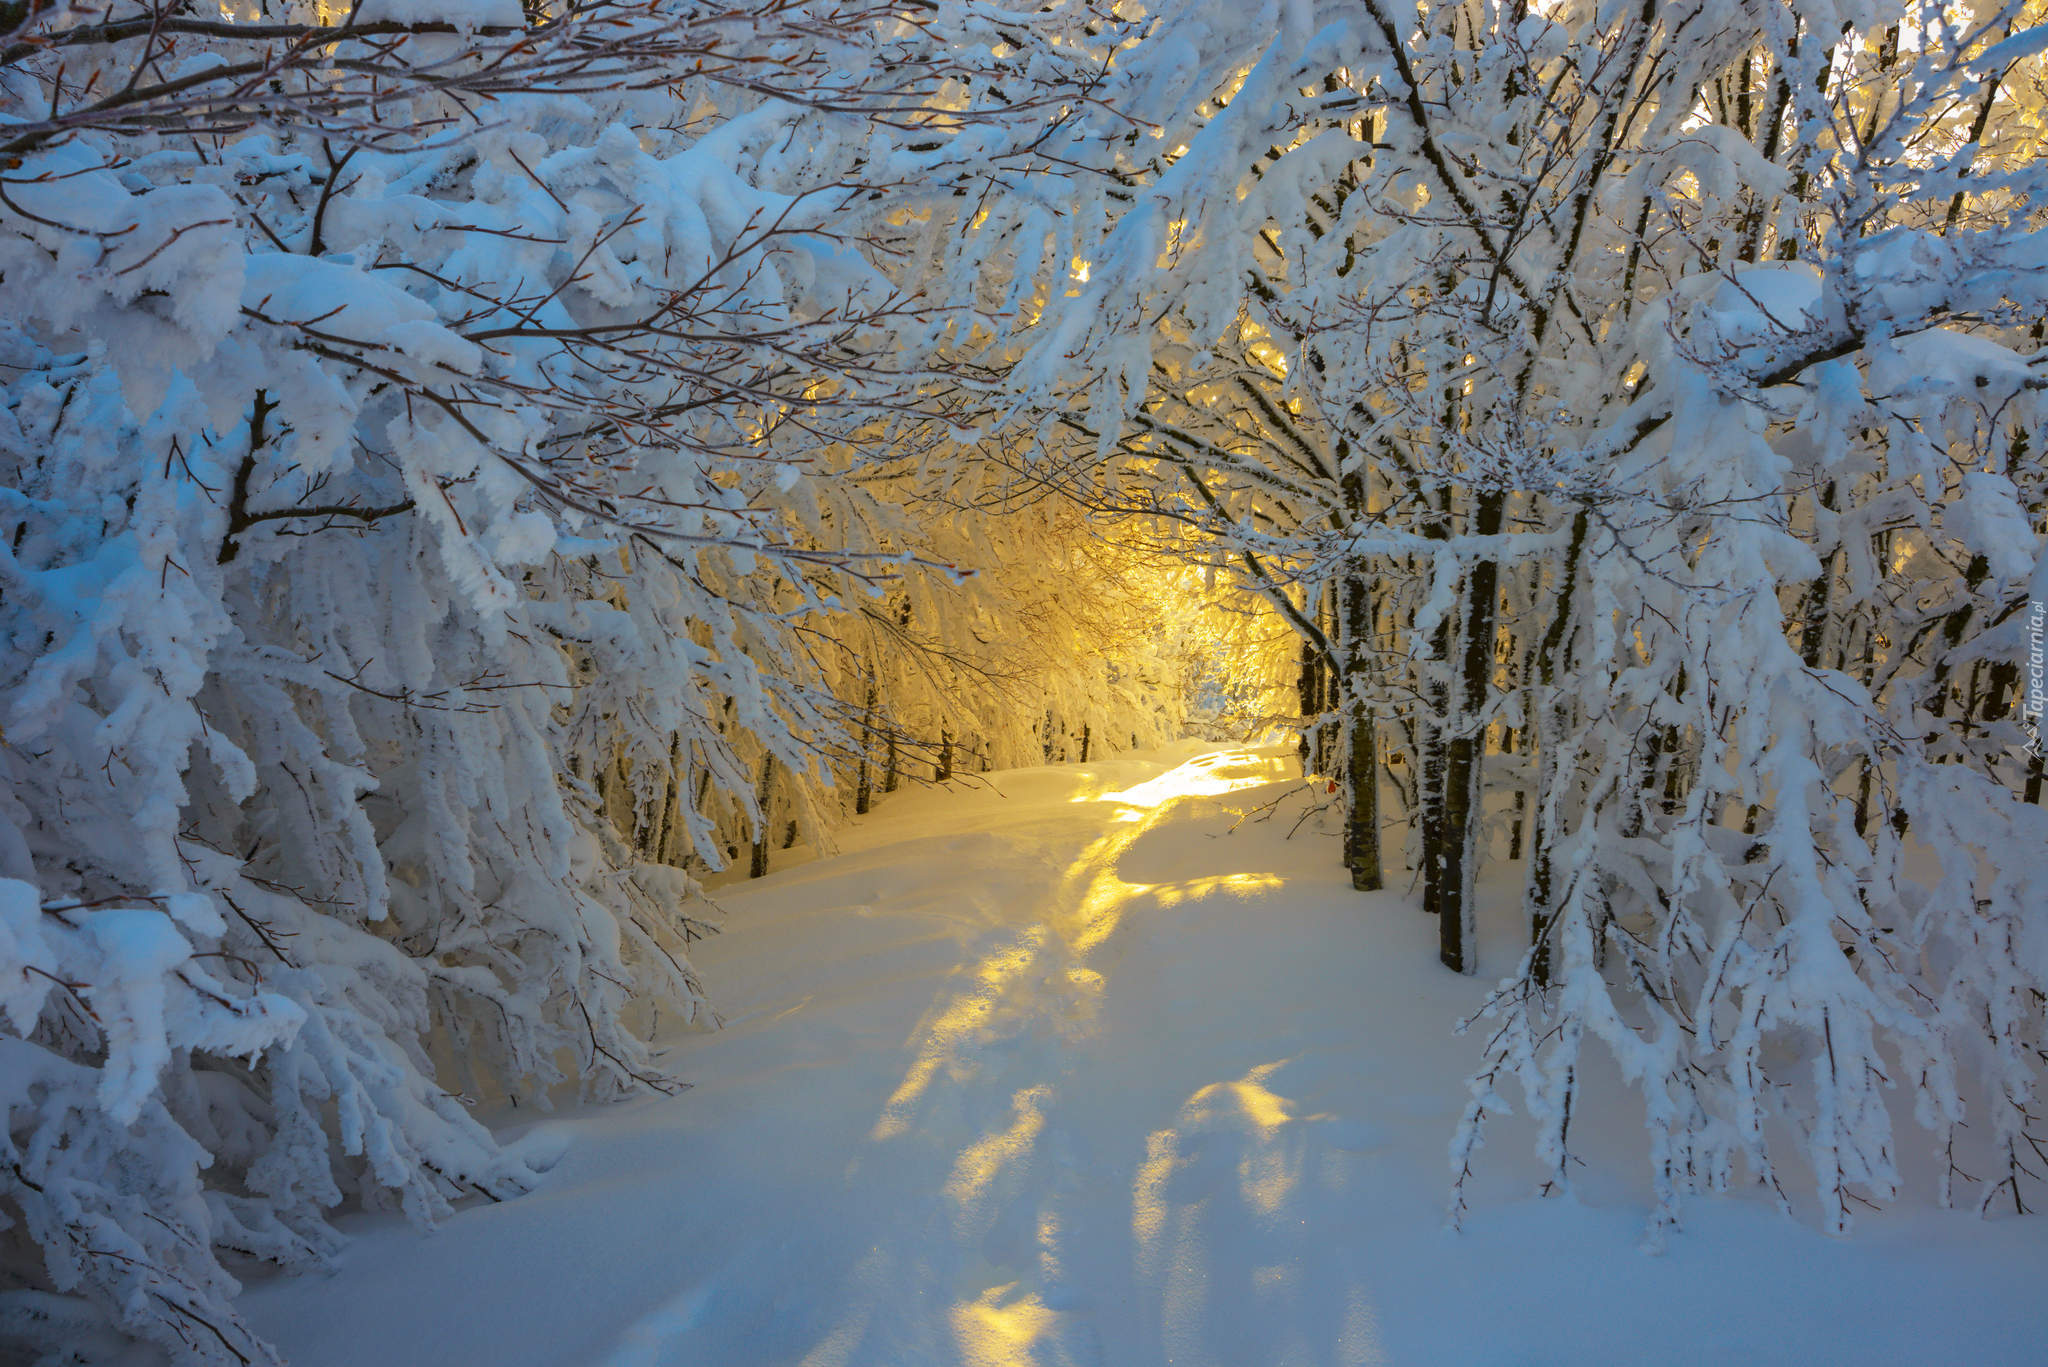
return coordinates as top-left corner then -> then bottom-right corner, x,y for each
3,0 -> 2045,1359
0,2 -> 1201,1359
1011,0 -> 2048,1234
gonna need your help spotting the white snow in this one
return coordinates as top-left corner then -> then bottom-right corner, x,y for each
241,745 -> 2048,1367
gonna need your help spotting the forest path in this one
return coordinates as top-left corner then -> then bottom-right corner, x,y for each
243,745 -> 2048,1367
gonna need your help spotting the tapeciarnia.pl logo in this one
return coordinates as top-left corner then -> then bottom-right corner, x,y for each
2025,599 -> 2046,759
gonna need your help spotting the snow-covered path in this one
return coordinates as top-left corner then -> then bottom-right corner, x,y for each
244,745 -> 2048,1367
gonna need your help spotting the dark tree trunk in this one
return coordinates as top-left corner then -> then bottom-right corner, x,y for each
854,681 -> 877,815
1798,482 -> 1839,671
1417,482 -> 1456,925
1418,634 -> 1451,921
1526,506 -> 1588,988
1436,735 -> 1479,973
1297,626 -> 1323,775
1418,715 -> 1447,913
1327,582 -> 1343,778
1341,564 -> 1382,891
1438,489 -> 1504,975
750,751 -> 777,879
1503,724 -> 1526,862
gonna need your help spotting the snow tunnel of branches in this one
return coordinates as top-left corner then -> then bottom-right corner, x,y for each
3,0 -> 2047,1360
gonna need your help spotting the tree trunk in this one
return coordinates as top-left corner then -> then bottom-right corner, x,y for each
1418,709 -> 1448,914
1297,625 -> 1323,775
1526,749 -> 1558,987
1341,565 -> 1382,891
1317,583 -> 1340,775
1526,507 -> 1588,987
750,751 -> 777,879
854,680 -> 877,815
1431,490 -> 1502,974
1417,487 -> 1454,923
1503,724 -> 1526,862
1436,733 -> 1479,973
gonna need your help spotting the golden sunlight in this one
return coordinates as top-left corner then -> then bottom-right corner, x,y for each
950,1285 -> 1057,1367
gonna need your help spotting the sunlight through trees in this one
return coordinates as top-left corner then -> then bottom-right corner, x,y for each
2,0 -> 2044,1358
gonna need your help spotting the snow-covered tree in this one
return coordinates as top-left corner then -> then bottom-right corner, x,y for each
6,0 -> 2045,1355
0,1 -> 1202,1359
994,0 -> 2048,1232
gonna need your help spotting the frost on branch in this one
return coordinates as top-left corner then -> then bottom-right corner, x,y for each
0,0 -> 1181,1360
991,0 -> 2048,1236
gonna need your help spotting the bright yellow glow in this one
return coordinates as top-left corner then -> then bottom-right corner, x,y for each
1222,1069 -> 1296,1215
1159,216 -> 1192,268
950,1284 -> 1056,1367
1070,256 -> 1092,283
1132,1062 -> 1303,1278
1131,1128 -> 1177,1277
1237,317 -> 1291,380
874,753 -> 1281,1141
1087,751 -> 1282,807
1157,873 -> 1282,908
871,927 -> 1048,1140
1199,1065 -> 1293,1134
1070,869 -> 1285,945
1059,827 -> 1144,955
946,1085 -> 1050,1221
879,746 -> 1298,1347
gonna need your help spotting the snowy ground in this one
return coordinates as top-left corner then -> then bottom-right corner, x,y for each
242,745 -> 2048,1366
